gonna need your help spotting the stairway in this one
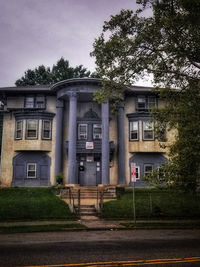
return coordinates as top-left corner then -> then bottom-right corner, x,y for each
61,186 -> 116,200
61,186 -> 117,208
75,204 -> 97,216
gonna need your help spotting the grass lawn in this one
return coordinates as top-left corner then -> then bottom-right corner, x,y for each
102,188 -> 200,220
0,187 -> 76,221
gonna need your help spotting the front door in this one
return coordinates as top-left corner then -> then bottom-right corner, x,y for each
83,162 -> 97,186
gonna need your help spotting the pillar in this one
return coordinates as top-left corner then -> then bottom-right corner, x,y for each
101,100 -> 110,184
68,92 -> 77,184
117,104 -> 126,184
55,99 -> 64,182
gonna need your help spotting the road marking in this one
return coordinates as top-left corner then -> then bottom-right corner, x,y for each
19,256 -> 200,267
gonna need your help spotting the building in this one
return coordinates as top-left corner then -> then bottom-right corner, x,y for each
0,78 -> 171,187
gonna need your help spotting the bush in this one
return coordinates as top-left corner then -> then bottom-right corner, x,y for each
56,173 -> 64,185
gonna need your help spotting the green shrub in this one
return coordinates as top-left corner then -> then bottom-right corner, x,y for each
56,173 -> 64,185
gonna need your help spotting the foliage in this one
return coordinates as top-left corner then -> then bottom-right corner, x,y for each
91,0 -> 200,191
0,187 -> 76,221
102,188 -> 200,219
15,58 -> 94,86
56,173 -> 64,185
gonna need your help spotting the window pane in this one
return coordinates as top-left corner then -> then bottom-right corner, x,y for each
148,97 -> 156,109
25,97 -> 34,108
143,121 -> 154,140
144,164 -> 153,176
78,124 -> 87,139
137,97 -> 146,109
130,121 -> 138,140
27,120 -> 37,138
16,121 -> 22,139
93,124 -> 102,139
27,164 -> 36,178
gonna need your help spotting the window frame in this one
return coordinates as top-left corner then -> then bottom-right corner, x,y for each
135,166 -> 140,179
129,121 -> 139,141
24,96 -> 35,108
144,164 -> 153,177
93,124 -> 102,140
136,96 -> 157,111
27,163 -> 37,179
42,120 -> 52,140
26,119 -> 38,139
78,123 -> 88,140
142,120 -> 154,140
15,120 -> 23,140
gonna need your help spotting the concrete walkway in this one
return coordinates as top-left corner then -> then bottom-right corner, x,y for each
0,217 -> 200,231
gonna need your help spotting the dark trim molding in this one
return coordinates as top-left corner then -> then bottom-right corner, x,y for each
14,111 -> 55,120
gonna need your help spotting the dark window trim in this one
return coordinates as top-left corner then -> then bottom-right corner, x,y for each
15,120 -> 23,140
42,119 -> 52,140
26,119 -> 39,140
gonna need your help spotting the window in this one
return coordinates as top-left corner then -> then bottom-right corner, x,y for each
24,95 -> 45,108
144,164 -> 153,177
78,124 -> 87,140
15,120 -> 23,139
35,95 -> 45,108
25,97 -> 34,108
130,121 -> 139,140
137,97 -> 146,110
157,123 -> 166,141
26,120 -> 38,139
42,120 -> 51,139
27,163 -> 36,178
136,96 -> 157,111
135,166 -> 140,179
93,124 -> 102,139
148,96 -> 157,110
143,121 -> 154,140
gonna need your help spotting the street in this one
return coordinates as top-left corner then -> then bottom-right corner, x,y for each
0,229 -> 200,266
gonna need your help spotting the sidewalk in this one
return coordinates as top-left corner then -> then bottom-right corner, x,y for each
0,216 -> 200,231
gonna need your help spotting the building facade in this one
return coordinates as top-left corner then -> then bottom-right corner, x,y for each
0,78 -> 171,187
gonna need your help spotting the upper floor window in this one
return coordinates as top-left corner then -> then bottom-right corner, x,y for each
130,121 -> 139,140
143,121 -> 154,140
136,96 -> 157,111
93,124 -> 102,139
24,95 -> 45,109
26,119 -> 38,139
27,163 -> 36,178
25,97 -> 34,108
15,120 -> 23,139
78,124 -> 87,140
42,120 -> 51,139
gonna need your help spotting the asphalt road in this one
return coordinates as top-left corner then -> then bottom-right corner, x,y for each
0,229 -> 200,267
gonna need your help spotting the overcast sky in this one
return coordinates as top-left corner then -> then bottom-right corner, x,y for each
0,0 -> 152,87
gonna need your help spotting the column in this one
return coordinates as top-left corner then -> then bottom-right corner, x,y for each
55,99 -> 64,182
68,92 -> 77,184
101,100 -> 110,184
117,104 -> 126,184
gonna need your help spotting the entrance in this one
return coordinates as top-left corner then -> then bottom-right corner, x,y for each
83,162 -> 97,186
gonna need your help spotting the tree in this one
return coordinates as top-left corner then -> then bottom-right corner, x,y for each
15,58 -> 93,86
91,0 -> 200,191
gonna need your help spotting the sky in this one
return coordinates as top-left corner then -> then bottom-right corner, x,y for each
0,0 -> 152,87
